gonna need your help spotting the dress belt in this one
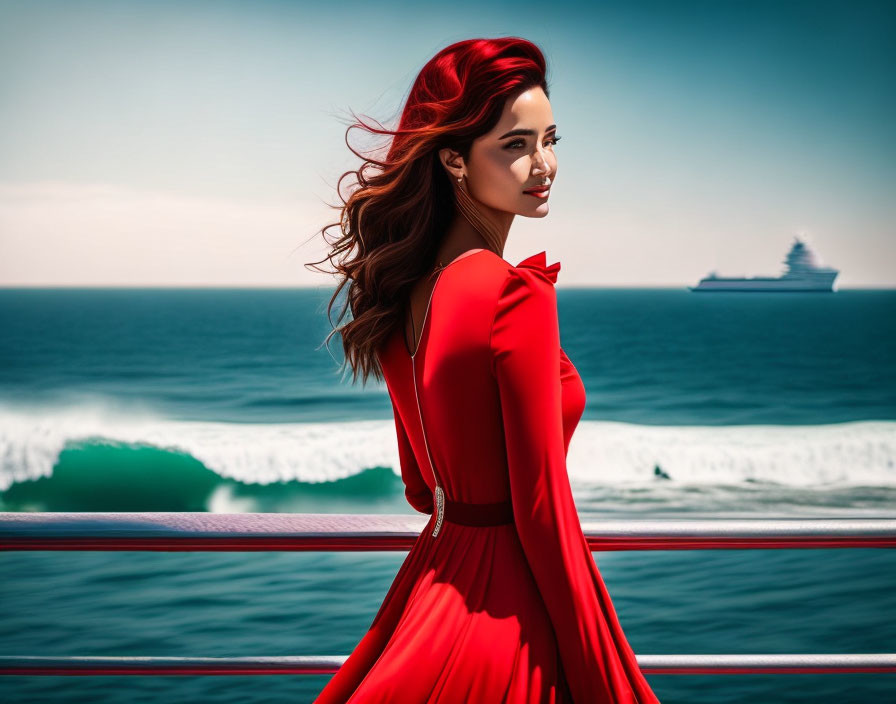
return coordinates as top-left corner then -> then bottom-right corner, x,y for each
437,497 -> 515,527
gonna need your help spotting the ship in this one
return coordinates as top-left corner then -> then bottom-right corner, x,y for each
689,237 -> 839,292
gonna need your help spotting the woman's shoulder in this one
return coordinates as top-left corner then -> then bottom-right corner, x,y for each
445,248 -> 561,329
489,249 -> 562,331
439,248 -> 561,347
473,248 -> 562,295
507,250 -> 561,288
490,249 -> 562,306
486,250 -> 562,362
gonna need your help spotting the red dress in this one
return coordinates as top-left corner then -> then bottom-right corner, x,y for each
313,249 -> 660,704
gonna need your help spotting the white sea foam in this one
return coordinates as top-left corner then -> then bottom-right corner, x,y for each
565,420 -> 896,486
1,402 -> 894,491
0,402 -> 398,491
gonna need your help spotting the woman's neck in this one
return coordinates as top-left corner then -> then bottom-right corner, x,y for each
436,212 -> 511,265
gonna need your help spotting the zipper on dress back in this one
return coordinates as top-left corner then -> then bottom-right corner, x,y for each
411,353 -> 445,538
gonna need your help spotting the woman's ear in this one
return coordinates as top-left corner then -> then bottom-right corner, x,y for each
438,147 -> 465,181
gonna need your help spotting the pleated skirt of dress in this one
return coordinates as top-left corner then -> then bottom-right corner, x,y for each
312,519 -> 574,704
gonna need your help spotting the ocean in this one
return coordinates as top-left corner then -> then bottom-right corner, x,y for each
1,286 -> 894,703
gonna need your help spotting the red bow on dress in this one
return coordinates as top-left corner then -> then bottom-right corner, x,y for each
516,250 -> 561,284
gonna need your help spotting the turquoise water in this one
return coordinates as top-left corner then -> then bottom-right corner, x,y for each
1,287 -> 895,702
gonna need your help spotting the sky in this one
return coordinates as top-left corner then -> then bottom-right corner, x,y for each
0,0 -> 893,287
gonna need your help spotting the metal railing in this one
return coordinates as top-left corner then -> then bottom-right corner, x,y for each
2,512 -> 895,676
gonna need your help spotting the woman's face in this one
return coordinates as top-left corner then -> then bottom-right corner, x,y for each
462,86 -> 559,219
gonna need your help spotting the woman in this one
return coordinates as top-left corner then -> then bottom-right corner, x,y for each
311,37 -> 660,704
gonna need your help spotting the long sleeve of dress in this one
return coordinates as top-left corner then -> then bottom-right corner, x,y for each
389,394 -> 434,515
490,265 -> 659,704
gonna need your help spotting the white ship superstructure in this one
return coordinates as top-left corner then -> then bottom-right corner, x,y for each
689,238 -> 839,292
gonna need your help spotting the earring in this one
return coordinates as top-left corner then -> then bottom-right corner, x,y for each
457,176 -> 462,183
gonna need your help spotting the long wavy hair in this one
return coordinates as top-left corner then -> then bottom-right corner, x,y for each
306,37 -> 550,386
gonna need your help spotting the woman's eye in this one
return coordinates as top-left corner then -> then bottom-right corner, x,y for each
505,136 -> 562,150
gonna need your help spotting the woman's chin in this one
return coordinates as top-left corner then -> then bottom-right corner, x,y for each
520,200 -> 550,217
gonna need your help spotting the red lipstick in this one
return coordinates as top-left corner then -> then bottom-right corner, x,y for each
523,185 -> 550,198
